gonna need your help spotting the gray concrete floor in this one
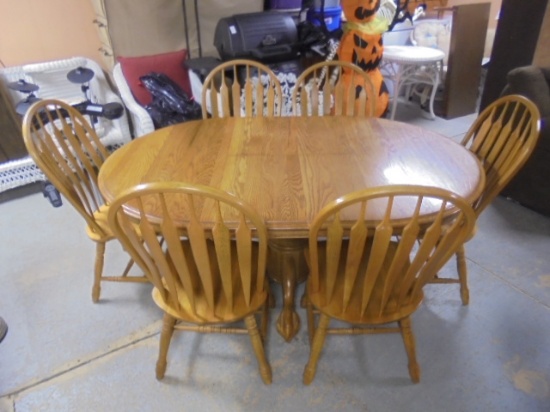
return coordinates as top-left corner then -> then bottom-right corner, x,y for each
1,105 -> 549,411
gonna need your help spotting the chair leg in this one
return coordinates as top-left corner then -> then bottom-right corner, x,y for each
456,245 -> 469,305
305,291 -> 315,345
398,317 -> 420,383
244,315 -> 272,384
121,257 -> 135,277
260,299 -> 269,341
156,313 -> 177,380
303,313 -> 330,385
92,241 -> 106,303
268,286 -> 276,308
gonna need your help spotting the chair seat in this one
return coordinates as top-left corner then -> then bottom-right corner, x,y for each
85,204 -> 114,242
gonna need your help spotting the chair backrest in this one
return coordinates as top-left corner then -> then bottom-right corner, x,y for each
22,99 -> 110,236
291,60 -> 377,117
201,59 -> 282,119
108,182 -> 269,322
461,95 -> 541,215
308,185 -> 475,322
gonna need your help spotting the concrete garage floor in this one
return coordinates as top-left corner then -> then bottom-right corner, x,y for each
0,105 -> 549,411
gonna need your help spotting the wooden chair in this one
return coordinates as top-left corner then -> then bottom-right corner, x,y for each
22,99 -> 147,302
430,95 -> 541,305
291,60 -> 377,117
108,182 -> 272,384
201,59 -> 282,119
302,185 -> 476,384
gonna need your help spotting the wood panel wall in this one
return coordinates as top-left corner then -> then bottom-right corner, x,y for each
480,0 -> 549,111
533,1 -> 550,67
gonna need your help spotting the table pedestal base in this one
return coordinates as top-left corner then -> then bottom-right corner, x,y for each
267,239 -> 309,342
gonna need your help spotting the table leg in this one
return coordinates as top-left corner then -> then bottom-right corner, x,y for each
426,64 -> 441,120
389,65 -> 403,120
267,239 -> 309,342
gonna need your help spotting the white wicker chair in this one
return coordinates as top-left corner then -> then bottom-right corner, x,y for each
112,63 -> 155,138
0,57 -> 132,193
399,18 -> 452,115
410,19 -> 452,68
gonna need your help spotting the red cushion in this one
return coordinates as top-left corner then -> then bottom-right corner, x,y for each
118,50 -> 192,106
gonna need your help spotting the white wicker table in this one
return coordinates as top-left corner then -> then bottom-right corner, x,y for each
381,45 -> 445,120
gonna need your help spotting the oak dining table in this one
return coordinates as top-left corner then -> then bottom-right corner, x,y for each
98,116 -> 485,342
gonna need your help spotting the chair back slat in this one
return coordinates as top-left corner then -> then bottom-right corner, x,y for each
403,205 -> 445,300
322,82 -> 332,116
144,202 -> 178,305
254,68 -> 266,116
360,200 -> 394,316
356,88 -> 367,118
341,202 -> 368,312
212,201 -> 234,309
265,81 -> 275,116
159,199 -> 197,312
333,76 -> 346,116
379,198 -> 422,312
219,72 -> 231,118
489,109 -> 530,174
186,193 -> 216,311
470,107 -> 503,157
41,110 -> 97,210
233,76 -> 244,116
202,59 -> 282,119
345,74 -> 357,117
307,74 -> 320,116
22,99 -> 110,235
109,182 -> 269,322
243,78 -> 254,117
236,214 -> 253,306
118,203 -> 162,286
324,213 -> 345,302
210,82 -> 221,119
292,61 -> 376,117
462,95 -> 541,215
308,186 -> 476,323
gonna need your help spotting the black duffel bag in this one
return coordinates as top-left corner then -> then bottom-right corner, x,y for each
140,72 -> 201,128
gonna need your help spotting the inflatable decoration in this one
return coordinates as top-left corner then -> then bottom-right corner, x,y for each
337,0 -> 416,117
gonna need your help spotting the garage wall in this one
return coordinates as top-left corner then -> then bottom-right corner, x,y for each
0,0 -> 103,68
0,0 -> 507,71
0,0 -> 264,71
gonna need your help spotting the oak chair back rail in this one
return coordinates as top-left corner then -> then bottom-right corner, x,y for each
461,94 -> 541,216
434,94 -> 541,305
303,185 -> 476,384
201,59 -> 283,119
22,99 -> 145,302
23,99 -> 109,234
291,60 -> 377,117
108,182 -> 272,384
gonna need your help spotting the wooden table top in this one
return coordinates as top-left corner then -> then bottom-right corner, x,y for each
98,116 -> 485,238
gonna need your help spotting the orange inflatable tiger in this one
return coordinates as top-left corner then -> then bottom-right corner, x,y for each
337,0 -> 391,117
